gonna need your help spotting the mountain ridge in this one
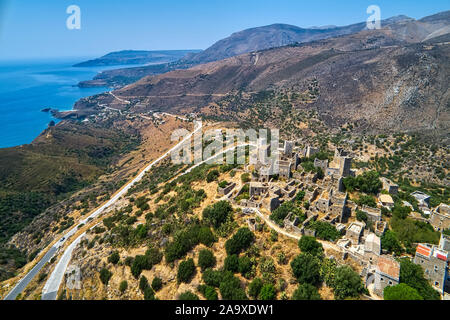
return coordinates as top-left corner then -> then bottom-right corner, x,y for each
77,10 -> 450,88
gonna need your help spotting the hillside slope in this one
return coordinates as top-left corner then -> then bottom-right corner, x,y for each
112,29 -> 449,137
78,11 -> 450,88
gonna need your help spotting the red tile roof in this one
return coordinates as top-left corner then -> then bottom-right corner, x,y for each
416,244 -> 432,258
376,256 -> 400,279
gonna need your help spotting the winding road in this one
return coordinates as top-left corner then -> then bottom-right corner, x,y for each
3,120 -> 202,301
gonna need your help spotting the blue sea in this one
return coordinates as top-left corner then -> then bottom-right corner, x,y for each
0,58 -> 134,149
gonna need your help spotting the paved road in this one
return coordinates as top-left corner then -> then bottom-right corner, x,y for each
40,121 -> 202,300
3,247 -> 58,300
3,120 -> 202,301
42,232 -> 86,300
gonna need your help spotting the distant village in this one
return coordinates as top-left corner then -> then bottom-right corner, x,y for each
218,139 -> 450,299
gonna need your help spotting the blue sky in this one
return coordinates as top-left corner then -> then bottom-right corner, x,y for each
0,0 -> 448,60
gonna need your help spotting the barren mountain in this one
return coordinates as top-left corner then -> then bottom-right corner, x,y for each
78,11 -> 450,88
110,28 -> 449,138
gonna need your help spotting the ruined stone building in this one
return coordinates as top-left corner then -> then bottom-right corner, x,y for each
326,148 -> 353,178
381,177 -> 399,195
346,221 -> 365,245
430,203 -> 450,232
361,205 -> 382,223
414,243 -> 449,294
373,256 -> 400,297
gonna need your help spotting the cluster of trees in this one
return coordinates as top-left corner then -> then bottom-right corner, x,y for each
177,258 -> 196,283
381,230 -> 403,255
225,228 -> 254,255
164,185 -> 207,216
343,170 -> 382,194
197,284 -> 219,300
202,269 -> 248,300
383,283 -> 423,300
223,254 -> 254,278
291,237 -> 365,300
206,169 -> 220,183
203,201 -> 233,230
130,248 -> 163,279
389,204 -> 440,254
398,258 -> 440,300
354,195 -> 377,208
269,201 -> 305,227
306,221 -> 341,242
139,275 -> 157,300
300,161 -> 324,179
165,224 -> 216,263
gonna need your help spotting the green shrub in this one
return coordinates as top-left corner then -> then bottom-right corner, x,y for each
290,253 -> 320,285
332,265 -> 364,300
248,278 -> 263,299
119,280 -> 128,293
298,236 -> 323,257
203,201 -> 233,229
131,255 -> 152,279
225,228 -> 254,255
108,251 -> 120,265
139,276 -> 149,292
144,287 -> 155,300
179,291 -> 199,300
219,272 -> 247,300
224,255 -> 239,273
152,277 -> 163,292
198,249 -> 216,271
356,210 -> 368,223
270,201 -> 304,226
292,283 -> 321,300
206,170 -> 220,183
99,268 -> 112,286
383,283 -> 423,300
258,284 -> 277,300
177,258 -> 196,283
238,256 -> 253,277
241,173 -> 251,183
198,285 -> 218,300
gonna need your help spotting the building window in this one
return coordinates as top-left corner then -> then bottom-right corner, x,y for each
380,277 -> 384,281
434,266 -> 438,272
388,281 -> 393,285
435,282 -> 440,286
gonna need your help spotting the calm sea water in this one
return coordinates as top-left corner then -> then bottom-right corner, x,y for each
0,58 -> 133,148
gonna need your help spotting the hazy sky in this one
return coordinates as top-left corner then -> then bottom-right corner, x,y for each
0,0 -> 448,60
